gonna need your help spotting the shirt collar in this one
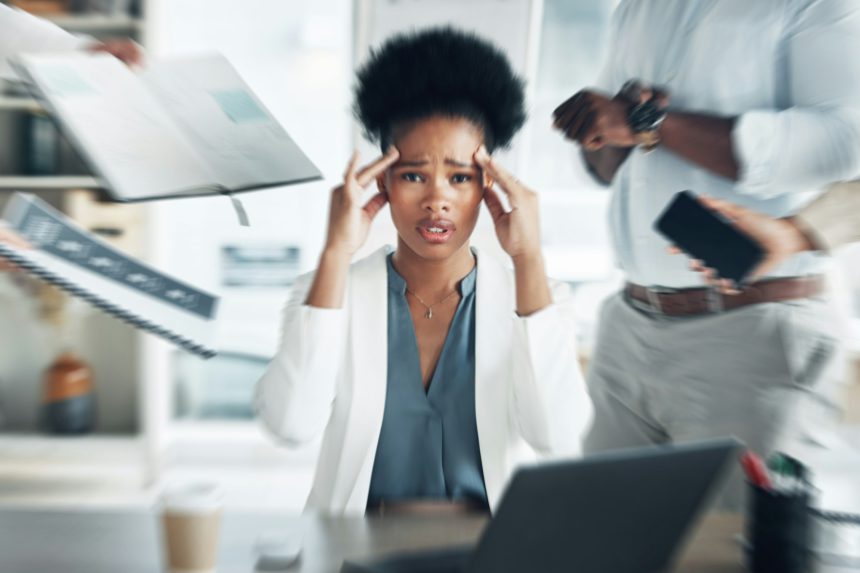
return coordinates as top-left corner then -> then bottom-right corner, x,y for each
386,253 -> 478,297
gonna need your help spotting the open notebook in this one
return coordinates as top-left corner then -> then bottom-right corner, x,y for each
0,193 -> 218,358
10,52 -> 322,202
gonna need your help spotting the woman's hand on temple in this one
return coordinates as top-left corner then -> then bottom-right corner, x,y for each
474,145 -> 542,264
474,146 -> 551,316
324,148 -> 400,258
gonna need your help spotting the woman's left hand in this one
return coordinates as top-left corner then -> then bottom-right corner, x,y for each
474,145 -> 542,264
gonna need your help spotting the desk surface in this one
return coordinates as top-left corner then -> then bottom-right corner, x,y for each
0,509 -> 851,572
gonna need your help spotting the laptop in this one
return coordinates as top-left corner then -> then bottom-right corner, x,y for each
341,438 -> 741,573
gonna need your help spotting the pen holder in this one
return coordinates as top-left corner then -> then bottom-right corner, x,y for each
746,482 -> 813,573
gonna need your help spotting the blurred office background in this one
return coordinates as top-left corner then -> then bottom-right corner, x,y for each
0,0 -> 858,511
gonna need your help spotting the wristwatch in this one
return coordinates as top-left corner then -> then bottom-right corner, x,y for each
627,98 -> 667,152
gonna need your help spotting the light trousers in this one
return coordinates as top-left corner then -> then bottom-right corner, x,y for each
584,291 -> 844,508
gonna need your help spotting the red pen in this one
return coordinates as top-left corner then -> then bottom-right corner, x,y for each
740,451 -> 772,490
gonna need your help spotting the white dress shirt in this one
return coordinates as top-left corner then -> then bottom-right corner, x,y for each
0,4 -> 88,81
597,0 -> 860,288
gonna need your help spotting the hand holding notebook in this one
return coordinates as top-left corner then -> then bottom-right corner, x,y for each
0,193 -> 218,358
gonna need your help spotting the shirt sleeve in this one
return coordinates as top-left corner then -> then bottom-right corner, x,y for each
0,4 -> 92,81
732,0 -> 860,198
254,271 -> 347,447
794,180 -> 860,250
593,1 -> 626,94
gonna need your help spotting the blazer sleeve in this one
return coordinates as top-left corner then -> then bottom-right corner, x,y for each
254,271 -> 348,446
509,279 -> 594,457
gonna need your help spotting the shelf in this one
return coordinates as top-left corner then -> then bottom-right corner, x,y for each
0,96 -> 41,112
42,13 -> 142,33
0,434 -> 142,461
0,176 -> 100,190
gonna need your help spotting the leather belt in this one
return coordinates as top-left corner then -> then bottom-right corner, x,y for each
625,276 -> 825,317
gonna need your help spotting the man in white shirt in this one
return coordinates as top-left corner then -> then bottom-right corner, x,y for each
553,0 -> 860,506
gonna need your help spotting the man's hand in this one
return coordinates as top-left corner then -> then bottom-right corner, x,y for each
552,89 -> 635,151
552,80 -> 668,151
670,196 -> 816,293
88,39 -> 144,68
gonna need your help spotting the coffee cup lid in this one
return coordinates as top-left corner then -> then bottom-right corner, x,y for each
160,482 -> 223,514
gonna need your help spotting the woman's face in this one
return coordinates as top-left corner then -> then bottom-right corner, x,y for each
379,115 -> 490,262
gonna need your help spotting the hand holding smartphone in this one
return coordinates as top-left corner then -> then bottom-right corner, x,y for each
655,191 -> 764,286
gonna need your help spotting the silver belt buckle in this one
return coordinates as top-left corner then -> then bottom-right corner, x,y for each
705,285 -> 724,313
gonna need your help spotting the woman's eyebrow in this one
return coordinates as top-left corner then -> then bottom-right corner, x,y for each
445,158 -> 475,168
393,159 -> 429,168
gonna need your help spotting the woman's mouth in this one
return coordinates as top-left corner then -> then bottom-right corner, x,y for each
416,219 -> 455,244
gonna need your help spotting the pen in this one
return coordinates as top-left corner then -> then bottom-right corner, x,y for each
740,451 -> 772,490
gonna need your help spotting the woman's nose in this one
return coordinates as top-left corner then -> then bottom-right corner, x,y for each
422,177 -> 452,212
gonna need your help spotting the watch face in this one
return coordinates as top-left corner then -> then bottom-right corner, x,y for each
628,100 -> 666,133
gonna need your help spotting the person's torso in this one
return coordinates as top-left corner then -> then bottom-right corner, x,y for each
606,0 -> 823,287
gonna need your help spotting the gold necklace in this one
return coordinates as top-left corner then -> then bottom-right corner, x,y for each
405,287 -> 459,319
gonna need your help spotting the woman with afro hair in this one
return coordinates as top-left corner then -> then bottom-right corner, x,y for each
256,27 -> 592,515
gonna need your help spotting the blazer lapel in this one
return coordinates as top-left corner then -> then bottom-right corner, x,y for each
341,246 -> 390,511
473,248 -> 515,509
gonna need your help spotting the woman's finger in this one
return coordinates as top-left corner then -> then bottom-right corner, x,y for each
344,150 -> 361,181
355,147 -> 400,187
474,146 -> 523,198
483,186 -> 507,224
362,192 -> 389,221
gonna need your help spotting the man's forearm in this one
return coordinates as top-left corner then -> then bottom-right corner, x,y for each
659,111 -> 739,181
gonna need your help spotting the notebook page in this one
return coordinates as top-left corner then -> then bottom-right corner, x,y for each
13,53 -> 216,200
141,53 -> 321,190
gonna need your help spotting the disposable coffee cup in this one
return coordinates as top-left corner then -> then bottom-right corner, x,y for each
160,483 -> 223,573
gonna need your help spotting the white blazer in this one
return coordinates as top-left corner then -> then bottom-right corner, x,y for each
255,246 -> 593,515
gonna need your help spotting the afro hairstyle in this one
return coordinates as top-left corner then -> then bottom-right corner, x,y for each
353,26 -> 526,152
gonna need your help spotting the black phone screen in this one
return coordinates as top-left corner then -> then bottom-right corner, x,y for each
654,191 -> 764,285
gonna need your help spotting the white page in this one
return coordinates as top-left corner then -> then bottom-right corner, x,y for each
141,53 -> 321,190
13,53 -> 217,200
1,193 -> 218,357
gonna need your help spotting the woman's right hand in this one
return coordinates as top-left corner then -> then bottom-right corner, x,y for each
323,148 -> 400,257
0,226 -> 31,272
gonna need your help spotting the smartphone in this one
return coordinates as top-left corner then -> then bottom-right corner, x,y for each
654,191 -> 764,286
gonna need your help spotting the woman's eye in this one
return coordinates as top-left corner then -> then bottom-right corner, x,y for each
401,173 -> 423,183
451,174 -> 472,184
